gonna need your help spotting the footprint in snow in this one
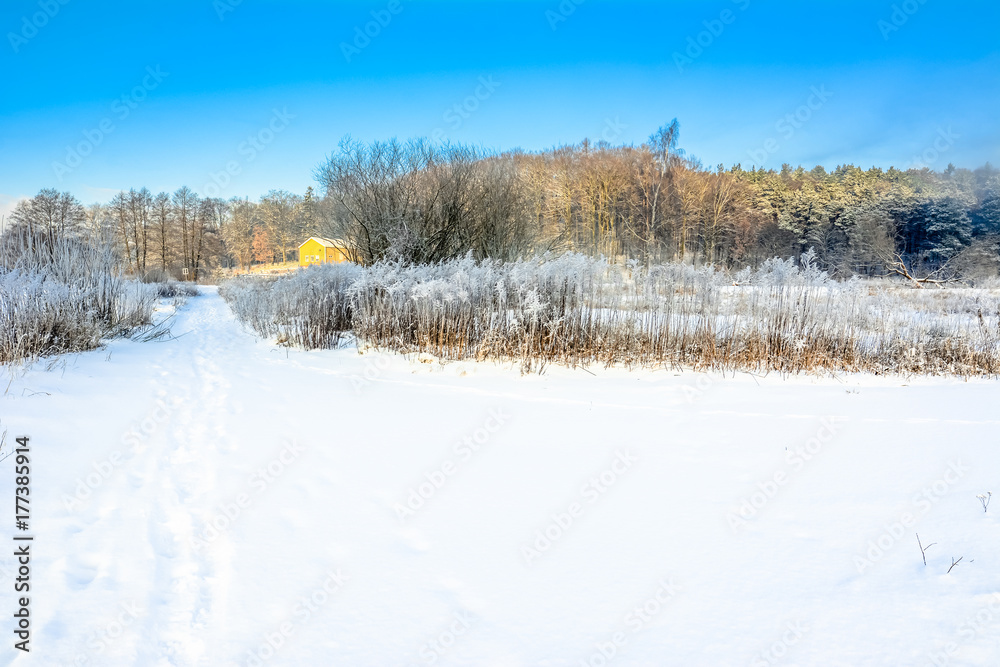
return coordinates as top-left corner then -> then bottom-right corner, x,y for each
59,555 -> 101,590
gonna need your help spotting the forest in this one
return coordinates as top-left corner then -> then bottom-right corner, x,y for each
6,120 -> 999,284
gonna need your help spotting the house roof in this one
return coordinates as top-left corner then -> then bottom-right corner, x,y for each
299,237 -> 348,249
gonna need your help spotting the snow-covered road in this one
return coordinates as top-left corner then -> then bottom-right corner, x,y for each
3,287 -> 1000,666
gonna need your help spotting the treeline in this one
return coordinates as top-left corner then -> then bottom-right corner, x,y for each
317,124 -> 1000,281
520,138 -> 1000,280
6,120 -> 1000,282
4,186 -> 322,281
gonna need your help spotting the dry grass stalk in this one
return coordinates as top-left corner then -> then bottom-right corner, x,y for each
221,253 -> 1000,376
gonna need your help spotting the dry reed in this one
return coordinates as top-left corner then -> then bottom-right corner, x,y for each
0,232 -> 160,363
220,252 -> 1000,376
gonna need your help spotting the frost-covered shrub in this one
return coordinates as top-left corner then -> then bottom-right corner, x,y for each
221,262 -> 361,348
0,232 -> 158,363
155,281 -> 200,298
220,252 -> 1000,376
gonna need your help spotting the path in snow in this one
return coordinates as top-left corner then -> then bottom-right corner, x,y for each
2,287 -> 1000,666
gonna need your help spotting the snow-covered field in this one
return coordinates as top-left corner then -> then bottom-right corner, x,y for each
2,287 -> 1000,666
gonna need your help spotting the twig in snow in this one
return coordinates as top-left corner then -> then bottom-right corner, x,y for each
947,557 -> 963,574
977,492 -> 992,513
916,533 -> 936,567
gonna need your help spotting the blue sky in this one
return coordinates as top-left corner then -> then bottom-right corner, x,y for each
1,0 -> 998,214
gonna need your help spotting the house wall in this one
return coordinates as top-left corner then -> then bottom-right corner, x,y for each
300,240 -> 351,267
299,239 -> 325,267
326,247 -> 348,263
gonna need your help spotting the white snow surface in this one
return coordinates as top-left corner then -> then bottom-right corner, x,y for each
2,287 -> 1000,666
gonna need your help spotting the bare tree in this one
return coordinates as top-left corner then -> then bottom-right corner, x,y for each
318,139 -> 536,264
9,189 -> 85,245
83,203 -> 114,240
701,165 -> 740,264
468,155 -> 535,261
672,161 -> 707,262
316,137 -> 422,264
639,119 -> 681,258
259,190 -> 303,263
110,188 -> 153,275
150,192 -> 172,273
188,197 -> 226,281
223,198 -> 259,271
172,187 -> 199,280
110,191 -> 135,274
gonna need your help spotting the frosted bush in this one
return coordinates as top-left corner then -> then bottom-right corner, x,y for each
220,262 -> 362,348
0,234 -> 159,363
220,252 -> 1000,376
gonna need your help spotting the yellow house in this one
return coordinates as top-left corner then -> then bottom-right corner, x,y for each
299,237 -> 351,267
